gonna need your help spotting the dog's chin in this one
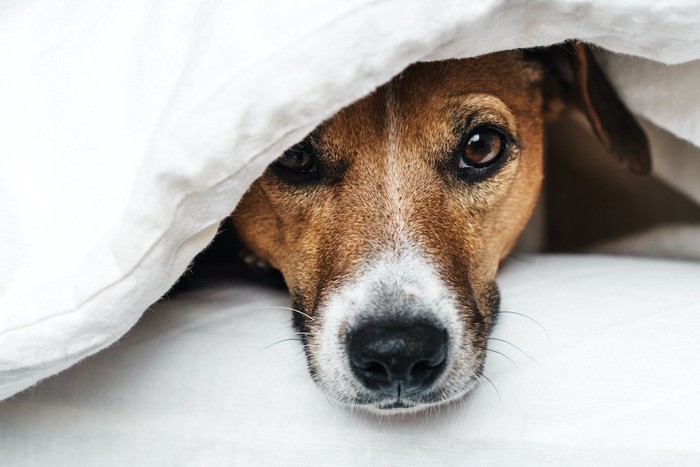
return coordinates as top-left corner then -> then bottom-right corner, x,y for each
344,379 -> 479,416
358,399 -> 448,416
349,398 -> 455,416
363,400 -> 430,415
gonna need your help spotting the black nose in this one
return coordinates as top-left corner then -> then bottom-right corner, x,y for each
347,321 -> 448,397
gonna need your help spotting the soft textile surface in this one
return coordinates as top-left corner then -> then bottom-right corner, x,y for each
2,0 -> 700,400
1,256 -> 699,466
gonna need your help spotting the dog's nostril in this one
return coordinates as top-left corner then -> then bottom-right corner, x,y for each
410,359 -> 440,380
355,360 -> 391,383
347,321 -> 447,397
358,360 -> 387,373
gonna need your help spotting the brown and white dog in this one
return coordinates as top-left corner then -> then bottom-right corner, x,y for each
231,42 -> 650,413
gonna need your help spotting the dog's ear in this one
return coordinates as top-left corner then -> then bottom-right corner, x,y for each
529,41 -> 651,174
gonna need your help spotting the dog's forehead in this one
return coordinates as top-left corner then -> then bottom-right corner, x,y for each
316,51 -> 541,157
397,51 -> 541,100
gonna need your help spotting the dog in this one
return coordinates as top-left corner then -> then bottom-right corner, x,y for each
230,42 -> 651,414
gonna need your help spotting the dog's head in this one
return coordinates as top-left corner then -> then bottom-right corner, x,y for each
232,42 -> 650,413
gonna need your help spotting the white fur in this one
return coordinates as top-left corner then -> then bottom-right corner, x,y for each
385,80 -> 412,242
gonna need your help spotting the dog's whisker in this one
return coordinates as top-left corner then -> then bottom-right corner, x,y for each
498,310 -> 552,343
259,337 -> 304,352
479,374 -> 502,405
487,337 -> 537,363
254,305 -> 316,322
485,348 -> 520,372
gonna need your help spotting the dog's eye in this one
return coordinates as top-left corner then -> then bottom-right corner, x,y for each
275,141 -> 317,173
271,139 -> 322,184
458,126 -> 507,169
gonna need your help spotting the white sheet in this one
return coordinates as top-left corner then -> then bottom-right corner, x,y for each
2,0 -> 700,400
1,256 -> 699,466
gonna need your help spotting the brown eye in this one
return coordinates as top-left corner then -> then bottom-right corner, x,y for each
270,139 -> 322,184
459,126 -> 507,168
275,141 -> 317,173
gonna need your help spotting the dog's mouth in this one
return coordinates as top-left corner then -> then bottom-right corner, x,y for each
356,396 -> 429,413
376,399 -> 413,411
346,375 -> 482,414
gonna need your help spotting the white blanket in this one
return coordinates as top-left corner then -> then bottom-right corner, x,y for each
1,0 -> 699,400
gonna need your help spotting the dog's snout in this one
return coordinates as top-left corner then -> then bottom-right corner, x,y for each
348,321 -> 447,397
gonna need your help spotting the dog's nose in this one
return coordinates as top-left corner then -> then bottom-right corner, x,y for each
348,321 -> 447,397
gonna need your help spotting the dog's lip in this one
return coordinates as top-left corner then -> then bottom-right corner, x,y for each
352,396 -> 422,413
377,399 -> 414,410
347,374 -> 482,414
351,395 -> 454,415
351,392 -> 442,411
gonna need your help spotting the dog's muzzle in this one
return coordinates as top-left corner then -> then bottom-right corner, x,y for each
347,319 -> 448,398
308,250 -> 479,413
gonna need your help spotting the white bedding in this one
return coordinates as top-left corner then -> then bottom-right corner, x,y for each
1,256 -> 699,466
1,0 -> 700,407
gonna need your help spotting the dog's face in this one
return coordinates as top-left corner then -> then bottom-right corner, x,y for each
232,44 -> 649,413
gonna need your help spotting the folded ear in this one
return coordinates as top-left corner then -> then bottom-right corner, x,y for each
531,41 -> 652,175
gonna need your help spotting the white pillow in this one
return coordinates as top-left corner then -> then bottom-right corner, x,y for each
1,255 -> 699,466
2,0 -> 700,401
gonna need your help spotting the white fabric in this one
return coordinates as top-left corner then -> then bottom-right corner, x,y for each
591,223 -> 700,260
2,0 -> 700,400
1,256 -> 699,466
